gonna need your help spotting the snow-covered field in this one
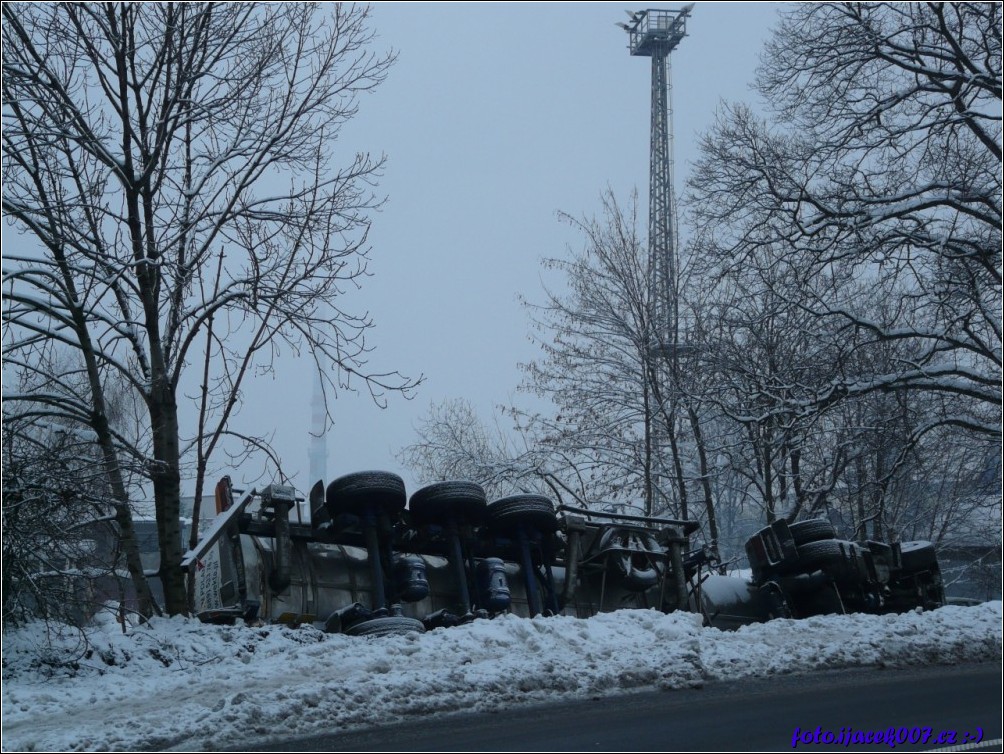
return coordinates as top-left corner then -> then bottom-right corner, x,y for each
2,602 -> 1001,752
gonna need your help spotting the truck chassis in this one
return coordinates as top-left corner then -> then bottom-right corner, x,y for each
183,472 -> 946,635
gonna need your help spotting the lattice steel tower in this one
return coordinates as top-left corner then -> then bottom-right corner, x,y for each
619,6 -> 691,347
620,7 -> 692,515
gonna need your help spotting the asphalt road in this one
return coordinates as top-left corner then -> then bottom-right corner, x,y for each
240,662 -> 1002,752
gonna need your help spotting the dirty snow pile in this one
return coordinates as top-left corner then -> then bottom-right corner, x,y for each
2,602 -> 1001,752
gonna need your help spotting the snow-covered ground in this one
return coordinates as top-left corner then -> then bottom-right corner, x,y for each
2,602 -> 1001,752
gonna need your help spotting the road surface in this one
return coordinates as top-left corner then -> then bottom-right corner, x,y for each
237,661 -> 1001,752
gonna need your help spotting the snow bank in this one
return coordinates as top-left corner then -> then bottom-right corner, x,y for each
2,603 -> 1001,752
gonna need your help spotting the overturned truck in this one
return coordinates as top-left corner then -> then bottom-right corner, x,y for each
183,471 -> 946,635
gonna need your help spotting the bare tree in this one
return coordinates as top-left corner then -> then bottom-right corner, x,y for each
3,3 -> 417,616
2,342 -> 159,618
684,3 -> 1000,565
398,398 -> 568,502
688,3 -> 1001,438
518,193 -> 659,510
515,191 -> 722,548
398,195 -> 692,514
2,384 -> 130,628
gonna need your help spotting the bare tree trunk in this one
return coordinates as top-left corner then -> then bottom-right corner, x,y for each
854,454 -> 867,539
60,237 -> 157,619
149,385 -> 187,616
91,410 -> 159,620
687,402 -> 718,556
665,401 -> 688,520
643,378 -> 655,516
762,435 -> 775,523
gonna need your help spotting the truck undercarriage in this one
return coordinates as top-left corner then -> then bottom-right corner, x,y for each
183,472 -> 946,635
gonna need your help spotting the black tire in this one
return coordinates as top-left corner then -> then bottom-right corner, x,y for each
794,539 -> 856,572
344,615 -> 425,637
899,541 -> 937,572
486,494 -> 558,534
409,481 -> 487,525
789,518 -> 836,546
326,471 -> 407,517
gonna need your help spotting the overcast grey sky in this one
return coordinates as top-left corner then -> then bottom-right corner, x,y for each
224,2 -> 782,496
